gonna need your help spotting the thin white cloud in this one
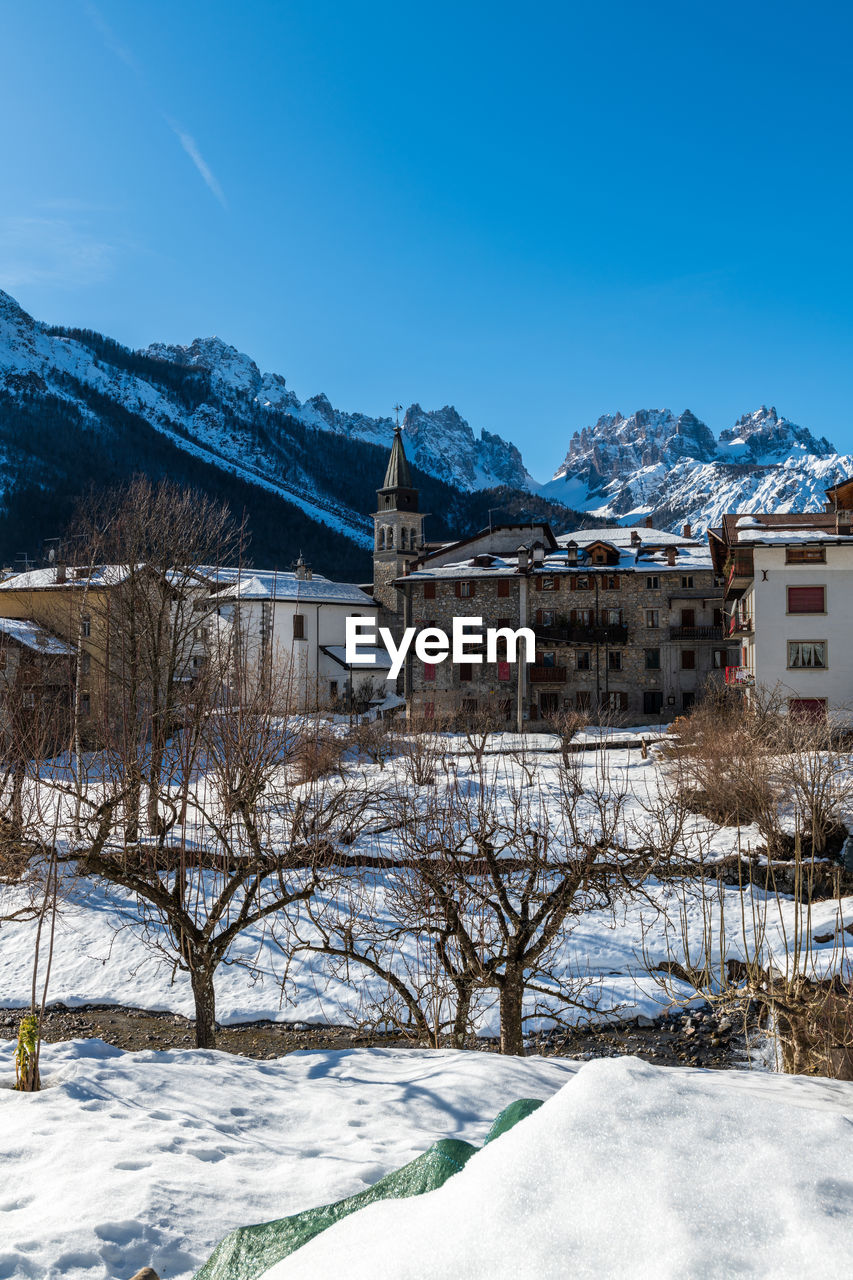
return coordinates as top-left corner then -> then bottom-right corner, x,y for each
166,120 -> 228,210
0,217 -> 116,289
82,2 -> 227,210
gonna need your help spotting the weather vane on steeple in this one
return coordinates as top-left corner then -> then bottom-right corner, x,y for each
393,403 -> 403,429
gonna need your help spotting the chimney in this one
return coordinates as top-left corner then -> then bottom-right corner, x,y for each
630,530 -> 641,545
565,540 -> 578,565
665,547 -> 677,567
517,544 -> 530,571
531,541 -> 546,566
56,563 -> 67,584
644,516 -> 654,529
295,554 -> 307,581
682,523 -> 692,539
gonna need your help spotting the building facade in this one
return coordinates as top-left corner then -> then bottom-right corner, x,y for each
371,431 -> 729,726
709,484 -> 853,722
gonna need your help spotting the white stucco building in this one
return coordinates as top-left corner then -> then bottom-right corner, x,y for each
208,566 -> 391,711
715,516 -> 853,723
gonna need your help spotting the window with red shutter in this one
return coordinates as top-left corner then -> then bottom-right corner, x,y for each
424,581 -> 436,599
424,663 -> 436,682
787,586 -> 826,613
498,661 -> 510,681
497,579 -> 510,597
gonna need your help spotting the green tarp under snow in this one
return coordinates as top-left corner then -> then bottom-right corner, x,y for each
195,1097 -> 544,1280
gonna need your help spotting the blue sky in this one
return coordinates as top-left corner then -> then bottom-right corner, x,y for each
1,0 -> 851,479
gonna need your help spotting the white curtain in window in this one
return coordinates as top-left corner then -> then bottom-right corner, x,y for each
790,642 -> 825,668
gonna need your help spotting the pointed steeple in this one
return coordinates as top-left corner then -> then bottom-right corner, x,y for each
382,426 -> 413,491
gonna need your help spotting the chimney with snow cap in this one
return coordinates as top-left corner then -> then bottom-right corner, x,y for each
517,545 -> 530,571
682,523 -> 692,539
665,547 -> 677,566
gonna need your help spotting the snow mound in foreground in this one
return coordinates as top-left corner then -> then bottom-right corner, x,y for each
267,1055 -> 853,1280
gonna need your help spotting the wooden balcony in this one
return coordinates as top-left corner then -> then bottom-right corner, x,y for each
533,623 -> 628,645
529,665 -> 567,683
669,626 -> 724,641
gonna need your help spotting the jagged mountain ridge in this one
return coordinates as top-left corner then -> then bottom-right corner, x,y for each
540,405 -> 852,534
0,290 -> 563,574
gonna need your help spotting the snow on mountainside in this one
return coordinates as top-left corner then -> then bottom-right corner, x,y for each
541,405 -> 853,534
0,290 -> 532,560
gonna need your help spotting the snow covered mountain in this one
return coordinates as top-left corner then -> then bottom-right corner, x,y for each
541,406 -> 852,534
1,285 -> 850,562
0,290 -> 538,572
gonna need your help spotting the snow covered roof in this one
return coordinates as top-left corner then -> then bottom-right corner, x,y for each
405,542 -> 714,578
0,564 -> 134,591
556,525 -> 692,548
0,617 -> 74,655
735,529 -> 853,545
321,645 -> 393,670
210,569 -> 377,608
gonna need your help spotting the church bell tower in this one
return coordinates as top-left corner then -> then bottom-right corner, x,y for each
373,418 -> 424,617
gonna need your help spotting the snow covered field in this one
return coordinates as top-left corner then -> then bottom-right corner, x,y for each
1,1042 -> 851,1280
1,743 -> 851,1032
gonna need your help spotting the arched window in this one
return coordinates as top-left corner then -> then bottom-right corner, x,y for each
400,526 -> 408,550
410,526 -> 418,548
376,527 -> 385,550
387,527 -> 394,549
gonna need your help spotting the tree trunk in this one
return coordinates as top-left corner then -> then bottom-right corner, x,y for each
499,971 -> 525,1055
190,962 -> 217,1049
452,979 -> 473,1049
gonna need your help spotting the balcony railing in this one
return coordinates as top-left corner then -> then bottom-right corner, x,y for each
725,555 -> 754,587
530,665 -> 567,683
669,626 -> 724,641
728,616 -> 753,635
534,623 -> 628,645
725,665 -> 754,687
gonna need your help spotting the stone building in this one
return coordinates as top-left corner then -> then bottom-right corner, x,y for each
371,432 -> 730,726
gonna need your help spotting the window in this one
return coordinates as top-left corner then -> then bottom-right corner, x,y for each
293,614 -> 305,640
606,691 -> 628,711
572,608 -> 594,627
787,586 -> 826,614
80,652 -> 91,675
646,575 -> 660,590
573,575 -> 591,590
541,651 -> 556,668
498,698 -> 512,719
713,608 -> 723,627
423,581 -> 436,599
497,579 -> 510,598
539,692 -> 559,716
786,546 -> 825,563
497,617 -> 510,630
80,694 -> 91,717
603,575 -> 620,590
458,663 -> 473,682
80,614 -> 91,639
789,698 -> 827,721
602,608 -> 622,625
681,576 -> 694,589
680,608 -> 695,628
645,648 -> 660,670
577,650 -> 591,671
540,575 -> 558,591
537,609 -> 556,627
22,690 -> 36,709
608,651 -> 622,672
456,581 -> 475,599
643,691 -> 663,715
712,648 -> 731,668
498,661 -> 511,681
424,701 -> 435,720
576,691 -> 592,711
681,649 -> 696,670
329,681 -> 338,699
788,641 -> 826,669
683,691 -> 696,711
645,610 -> 659,628
424,663 -> 436,681
461,697 -> 478,715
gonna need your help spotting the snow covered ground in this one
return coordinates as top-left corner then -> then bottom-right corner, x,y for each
1,1042 -> 851,1280
1,744 -> 851,1032
0,1041 -> 576,1280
